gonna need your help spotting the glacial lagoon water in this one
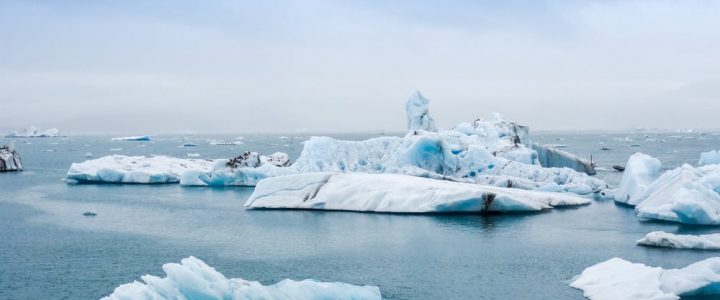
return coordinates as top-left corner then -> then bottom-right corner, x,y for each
2,132 -> 720,299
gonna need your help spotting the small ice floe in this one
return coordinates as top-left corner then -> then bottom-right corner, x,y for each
600,147 -> 611,151
42,149 -> 55,152
186,153 -> 200,158
83,211 -> 97,217
570,257 -> 720,300
84,152 -> 93,158
101,256 -> 381,300
612,165 -> 625,172
209,140 -> 243,146
637,231 -> 720,250
111,135 -> 151,141
109,148 -> 123,151
181,143 -> 198,147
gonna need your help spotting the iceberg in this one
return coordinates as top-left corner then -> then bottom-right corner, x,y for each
102,256 -> 381,300
5,126 -> 60,138
112,135 -> 151,141
637,231 -> 720,250
178,92 -> 607,196
245,172 -> 590,213
67,155 -> 214,184
532,144 -> 596,175
614,153 -> 662,205
700,150 -> 720,166
570,257 -> 720,300
0,144 -> 22,172
635,164 -> 720,225
406,91 -> 437,132
179,152 -> 293,186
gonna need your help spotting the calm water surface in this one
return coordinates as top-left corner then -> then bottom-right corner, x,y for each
1,132 -> 720,299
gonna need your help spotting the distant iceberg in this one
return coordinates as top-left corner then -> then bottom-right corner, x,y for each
570,257 -> 720,300
5,126 -> 61,138
67,155 -> 213,184
637,231 -> 720,250
0,144 -> 22,172
245,172 -> 590,213
102,256 -> 381,300
111,135 -> 151,141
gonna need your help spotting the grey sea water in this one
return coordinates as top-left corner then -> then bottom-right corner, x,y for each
1,132 -> 720,300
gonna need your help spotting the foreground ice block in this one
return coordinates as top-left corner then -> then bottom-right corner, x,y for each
614,153 -> 662,205
0,144 -> 22,172
245,173 -> 590,213
637,231 -> 720,250
102,256 -> 381,300
570,257 -> 720,300
67,155 -> 213,183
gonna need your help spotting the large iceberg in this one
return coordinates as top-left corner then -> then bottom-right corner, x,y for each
5,126 -> 60,138
0,144 -> 22,172
67,155 -> 214,184
570,257 -> 720,300
614,153 -> 662,205
637,231 -> 720,250
112,135 -> 151,141
245,172 -> 590,213
102,256 -> 381,300
181,92 -> 607,196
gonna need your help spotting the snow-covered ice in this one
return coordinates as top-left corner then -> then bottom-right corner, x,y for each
102,256 -> 381,300
112,135 -> 151,141
245,172 -> 590,213
67,155 -> 213,184
614,153 -> 661,205
0,144 -> 22,172
570,257 -> 720,300
700,150 -> 720,166
637,231 -> 720,250
5,126 -> 60,138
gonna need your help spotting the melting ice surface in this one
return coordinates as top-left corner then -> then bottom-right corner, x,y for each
102,256 -> 381,300
637,231 -> 720,250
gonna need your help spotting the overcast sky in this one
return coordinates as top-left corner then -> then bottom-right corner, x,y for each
1,0 -> 719,134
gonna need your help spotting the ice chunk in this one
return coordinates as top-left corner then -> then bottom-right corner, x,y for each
614,153 -> 662,205
102,256 -> 381,300
5,126 -> 61,138
179,152 -> 292,186
112,135 -> 151,141
0,144 -> 22,172
245,172 -> 590,213
700,150 -> 720,166
67,155 -> 213,184
635,164 -> 720,225
263,152 -> 290,167
532,144 -> 596,175
570,257 -> 720,300
406,91 -> 437,132
637,231 -> 720,250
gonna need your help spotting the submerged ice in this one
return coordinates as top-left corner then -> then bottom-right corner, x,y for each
102,256 -> 381,300
570,257 -> 720,300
